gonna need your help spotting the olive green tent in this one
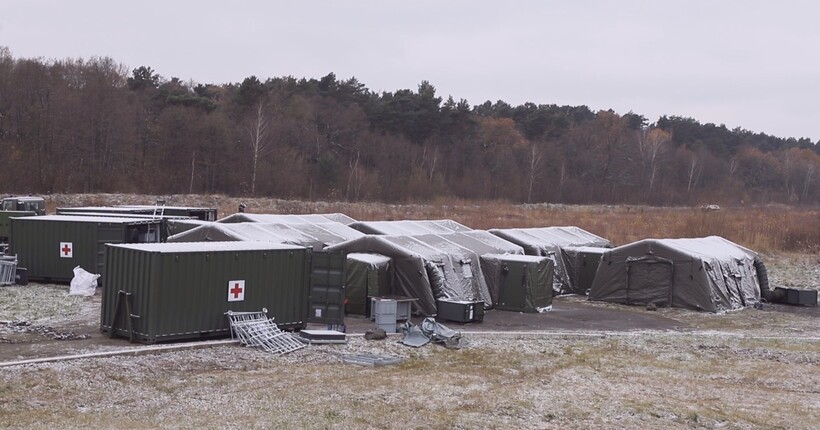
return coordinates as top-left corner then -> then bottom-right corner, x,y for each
481,254 -> 554,312
589,236 -> 762,312
489,226 -> 611,295
345,253 -> 391,315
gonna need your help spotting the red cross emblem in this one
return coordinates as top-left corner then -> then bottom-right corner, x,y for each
59,242 -> 73,258
227,280 -> 245,302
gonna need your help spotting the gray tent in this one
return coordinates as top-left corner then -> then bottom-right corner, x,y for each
166,219 -> 213,236
325,234 -> 491,315
589,236 -> 761,312
481,254 -> 554,313
349,219 -> 472,235
489,226 -> 611,295
218,213 -> 356,225
167,222 -> 363,250
345,253 -> 392,315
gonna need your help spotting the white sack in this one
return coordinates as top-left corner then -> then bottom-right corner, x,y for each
69,266 -> 100,296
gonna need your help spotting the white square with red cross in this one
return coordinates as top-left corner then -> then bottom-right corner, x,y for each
59,242 -> 73,258
227,280 -> 245,302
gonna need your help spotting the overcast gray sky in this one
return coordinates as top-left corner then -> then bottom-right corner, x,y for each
3,0 -> 818,141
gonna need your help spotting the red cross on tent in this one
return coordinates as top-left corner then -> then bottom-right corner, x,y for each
227,280 -> 245,302
59,242 -> 73,258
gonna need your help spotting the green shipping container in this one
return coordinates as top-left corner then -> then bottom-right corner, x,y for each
56,205 -> 218,221
56,206 -> 156,216
0,211 -> 38,243
119,205 -> 218,221
9,215 -> 162,283
101,241 -> 311,343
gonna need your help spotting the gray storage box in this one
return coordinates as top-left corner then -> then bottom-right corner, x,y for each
774,287 -> 818,306
372,298 -> 398,333
370,295 -> 415,321
101,241 -> 311,343
436,299 -> 484,323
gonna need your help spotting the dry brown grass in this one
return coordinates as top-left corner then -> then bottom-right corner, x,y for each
2,335 -> 818,429
44,194 -> 820,252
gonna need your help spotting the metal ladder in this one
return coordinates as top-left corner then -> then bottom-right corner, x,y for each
152,198 -> 166,220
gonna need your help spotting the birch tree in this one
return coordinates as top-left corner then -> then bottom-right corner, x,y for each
637,127 -> 671,197
246,102 -> 272,195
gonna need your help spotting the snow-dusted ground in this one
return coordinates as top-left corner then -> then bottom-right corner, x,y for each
0,195 -> 817,428
1,252 -> 817,429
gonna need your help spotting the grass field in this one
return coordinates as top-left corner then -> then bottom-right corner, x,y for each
48,194 -> 820,253
1,332 -> 818,429
2,194 -> 813,429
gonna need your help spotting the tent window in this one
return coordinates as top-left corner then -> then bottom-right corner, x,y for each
460,260 -> 474,279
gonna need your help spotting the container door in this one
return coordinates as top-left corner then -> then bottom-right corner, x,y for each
626,257 -> 673,306
498,261 -> 527,311
96,225 -> 125,283
308,251 -> 346,325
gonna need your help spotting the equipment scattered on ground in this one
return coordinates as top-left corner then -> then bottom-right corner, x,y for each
298,330 -> 347,344
341,354 -> 404,367
364,328 -> 387,340
0,256 -> 17,286
225,309 -> 306,354
401,317 -> 466,349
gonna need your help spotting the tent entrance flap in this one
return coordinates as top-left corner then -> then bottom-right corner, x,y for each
626,256 -> 673,306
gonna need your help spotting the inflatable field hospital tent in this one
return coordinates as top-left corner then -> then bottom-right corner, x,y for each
218,213 -> 356,225
589,236 -> 765,312
325,235 -> 486,315
167,221 -> 363,250
349,219 -> 472,235
489,226 -> 611,295
326,230 -> 525,315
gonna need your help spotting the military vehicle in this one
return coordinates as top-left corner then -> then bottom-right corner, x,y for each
1,196 -> 46,248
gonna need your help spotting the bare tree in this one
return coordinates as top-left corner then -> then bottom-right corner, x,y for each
803,160 -> 816,202
527,143 -> 543,203
687,154 -> 699,194
636,127 -> 671,197
246,102 -> 272,195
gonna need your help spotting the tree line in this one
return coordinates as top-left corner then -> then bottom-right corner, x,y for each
1,48 -> 818,205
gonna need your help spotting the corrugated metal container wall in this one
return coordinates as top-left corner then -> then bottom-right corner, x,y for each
9,215 -> 162,283
101,242 -> 310,343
